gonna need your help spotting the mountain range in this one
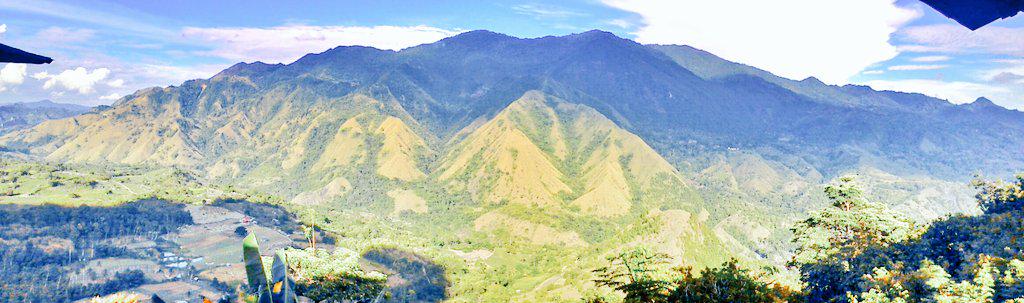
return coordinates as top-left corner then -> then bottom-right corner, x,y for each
1,30 -> 1020,300
0,100 -> 91,135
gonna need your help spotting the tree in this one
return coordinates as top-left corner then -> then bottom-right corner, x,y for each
791,177 -> 917,302
593,247 -> 672,303
848,257 -> 1004,303
791,177 -> 916,266
669,259 -> 798,303
972,174 -> 1024,214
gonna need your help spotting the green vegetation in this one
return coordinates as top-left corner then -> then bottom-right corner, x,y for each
587,175 -> 1024,303
240,234 -> 298,303
790,177 -> 916,266
0,160 -> 258,206
592,247 -> 674,303
231,219 -> 439,303
590,248 -> 797,303
0,201 -> 192,302
282,248 -> 387,302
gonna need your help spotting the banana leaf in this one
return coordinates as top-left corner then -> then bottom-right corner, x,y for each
151,294 -> 167,303
242,233 -> 271,295
257,285 -> 274,303
271,251 -> 296,303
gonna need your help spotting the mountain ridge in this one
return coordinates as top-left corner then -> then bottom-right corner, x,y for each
0,100 -> 92,135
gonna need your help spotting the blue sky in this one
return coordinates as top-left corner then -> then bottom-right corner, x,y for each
1,0 -> 1022,109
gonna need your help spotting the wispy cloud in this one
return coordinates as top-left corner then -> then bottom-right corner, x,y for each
606,19 -> 633,29
991,72 -> 1024,84
909,55 -> 950,62
981,61 -> 1024,84
35,27 -> 97,44
182,25 -> 461,63
888,64 -> 946,71
512,4 -> 585,19
0,0 -> 176,39
897,24 -> 1024,56
604,0 -> 921,84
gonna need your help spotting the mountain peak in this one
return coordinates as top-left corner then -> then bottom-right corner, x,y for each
963,97 -> 1016,113
577,29 -> 617,37
213,61 -> 284,79
800,76 -> 825,85
440,30 -> 516,45
566,29 -> 629,43
972,97 -> 996,106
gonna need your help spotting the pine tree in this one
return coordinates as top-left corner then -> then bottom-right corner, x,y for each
791,177 -> 916,266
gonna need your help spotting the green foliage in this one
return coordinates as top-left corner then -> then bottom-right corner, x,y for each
0,201 -> 192,303
791,177 -> 916,266
848,257 -> 1008,303
796,175 -> 1024,303
593,247 -> 674,303
669,259 -> 798,303
847,266 -> 913,303
972,174 -> 1024,214
282,248 -> 387,303
242,234 -> 270,296
0,159 -> 255,206
593,254 -> 798,303
241,234 -> 298,303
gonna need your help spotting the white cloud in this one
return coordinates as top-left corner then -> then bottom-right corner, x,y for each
897,25 -> 1024,56
32,67 -> 111,94
106,79 -> 124,88
887,64 -> 946,71
909,55 -> 950,62
182,25 -> 461,63
512,4 -> 585,18
133,63 -> 228,83
0,24 -> 7,35
99,93 -> 122,100
35,27 -> 96,44
607,19 -> 633,29
0,63 -> 27,92
863,79 -> 1021,108
603,0 -> 919,84
862,70 -> 885,75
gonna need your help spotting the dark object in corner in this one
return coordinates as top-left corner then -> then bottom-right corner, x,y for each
0,43 -> 53,64
920,0 -> 1024,30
